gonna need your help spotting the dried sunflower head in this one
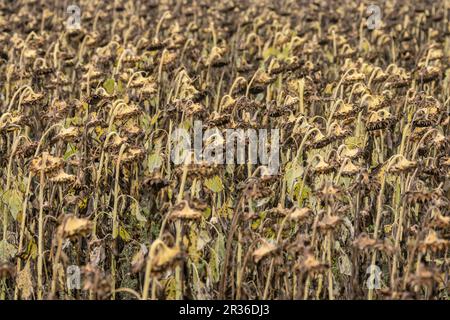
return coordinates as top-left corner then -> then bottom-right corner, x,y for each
353,233 -> 378,250
149,240 -> 184,274
243,179 -> 274,200
416,65 -> 441,83
431,211 -> 450,229
306,130 -> 333,150
119,146 -> 145,164
121,123 -> 144,139
343,70 -> 365,84
60,216 -> 93,239
0,112 -> 29,132
297,252 -> 328,273
106,134 -> 127,152
366,109 -> 395,131
0,262 -> 15,279
160,51 -> 178,68
30,152 -> 64,176
339,145 -> 362,160
329,122 -> 352,140
141,171 -> 169,191
315,182 -> 342,202
169,200 -> 203,221
334,102 -> 357,119
364,94 -> 388,112
184,102 -> 207,118
140,82 -> 158,99
81,265 -> 112,300
252,240 -> 278,263
283,95 -> 299,109
389,156 -> 417,174
49,170 -> 77,184
340,159 -> 361,176
384,67 -> 411,88
114,104 -> 141,121
176,161 -> 220,179
131,244 -> 148,274
318,215 -> 342,231
21,90 -> 44,107
207,112 -> 231,127
205,46 -> 228,68
288,207 -> 312,221
127,74 -> 149,89
407,264 -> 442,288
313,157 -> 335,175
220,95 -> 236,112
419,230 -> 449,253
52,126 -> 80,143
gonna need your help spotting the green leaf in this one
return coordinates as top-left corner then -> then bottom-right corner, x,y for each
131,202 -> 147,223
66,116 -> 83,126
0,240 -> 17,262
251,213 -> 265,230
280,46 -> 290,59
204,175 -> 224,193
285,161 -> 304,193
117,80 -> 124,93
324,83 -> 334,95
339,252 -> 352,276
181,120 -> 191,130
63,144 -> 78,161
345,136 -> 364,149
209,234 -> 225,283
150,111 -> 161,126
119,226 -> 132,242
2,189 -> 23,220
203,207 -> 211,219
103,78 -> 115,95
165,278 -> 177,299
197,229 -> 211,251
263,47 -> 281,60
294,183 -> 310,204
147,153 -> 162,171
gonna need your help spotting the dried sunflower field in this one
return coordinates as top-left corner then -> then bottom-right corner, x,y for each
0,0 -> 449,301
